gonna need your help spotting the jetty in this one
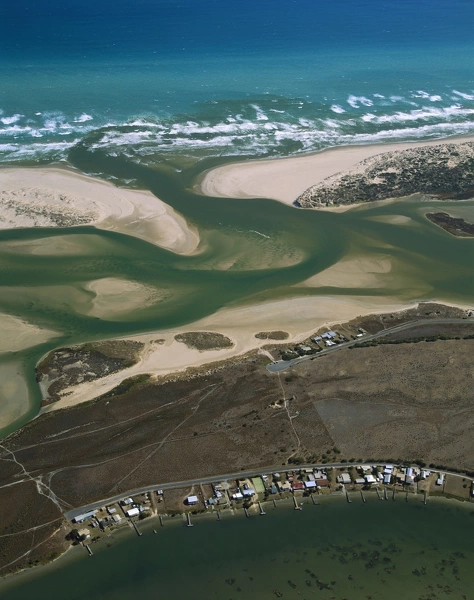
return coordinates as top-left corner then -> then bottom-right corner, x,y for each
345,490 -> 352,504
360,490 -> 366,503
293,496 -> 302,510
84,544 -> 93,557
186,513 -> 193,527
258,501 -> 266,515
131,520 -> 142,537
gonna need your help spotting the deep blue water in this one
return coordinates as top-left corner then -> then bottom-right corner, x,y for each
0,0 -> 473,162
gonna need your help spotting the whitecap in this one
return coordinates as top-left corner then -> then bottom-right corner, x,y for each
330,104 -> 345,114
452,89 -> 474,100
0,114 -> 23,125
347,95 -> 373,109
73,113 -> 93,123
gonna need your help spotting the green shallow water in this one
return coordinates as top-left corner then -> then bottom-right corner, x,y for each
2,495 -> 474,600
0,153 -> 473,437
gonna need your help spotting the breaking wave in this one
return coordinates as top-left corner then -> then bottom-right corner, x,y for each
1,88 -> 474,163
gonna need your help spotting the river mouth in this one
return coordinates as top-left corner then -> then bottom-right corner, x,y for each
0,149 -> 473,436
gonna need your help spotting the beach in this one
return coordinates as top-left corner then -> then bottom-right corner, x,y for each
0,167 -> 199,254
198,135 -> 474,205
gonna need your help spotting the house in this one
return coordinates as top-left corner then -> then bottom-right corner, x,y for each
126,507 -> 140,518
292,481 -> 304,491
77,528 -> 91,539
355,478 -> 365,485
383,474 -> 391,484
242,488 -> 255,497
436,473 -> 445,486
112,514 -> 122,523
186,495 -> 199,505
232,492 -> 244,501
107,507 -> 117,515
305,481 -> 317,489
337,473 -> 351,485
315,478 -> 330,488
365,474 -> 377,484
121,498 -> 133,506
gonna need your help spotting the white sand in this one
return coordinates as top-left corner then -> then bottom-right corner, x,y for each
43,294 -> 422,412
198,135 -> 474,206
0,313 -> 59,354
0,167 -> 199,254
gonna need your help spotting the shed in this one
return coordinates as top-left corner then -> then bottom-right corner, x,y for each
365,474 -> 377,484
242,488 -> 255,497
72,510 -> 97,524
186,495 -> 199,505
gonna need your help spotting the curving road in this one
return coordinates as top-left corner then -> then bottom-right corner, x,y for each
266,317 -> 473,373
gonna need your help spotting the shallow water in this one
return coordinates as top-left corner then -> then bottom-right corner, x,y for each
0,164 -> 473,437
2,495 -> 474,600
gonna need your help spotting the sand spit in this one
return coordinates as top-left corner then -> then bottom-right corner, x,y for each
0,313 -> 59,354
43,294 -> 420,412
0,167 -> 199,254
198,135 -> 474,206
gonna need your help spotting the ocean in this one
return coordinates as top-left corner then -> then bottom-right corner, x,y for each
1,0 -> 474,163
1,2 -> 474,595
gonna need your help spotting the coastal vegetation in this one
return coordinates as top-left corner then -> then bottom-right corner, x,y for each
296,141 -> 474,207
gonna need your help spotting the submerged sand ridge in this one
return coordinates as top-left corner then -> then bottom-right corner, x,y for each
0,167 -> 199,254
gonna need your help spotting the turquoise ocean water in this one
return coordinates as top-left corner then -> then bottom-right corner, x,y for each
1,2 -> 474,596
1,0 -> 474,163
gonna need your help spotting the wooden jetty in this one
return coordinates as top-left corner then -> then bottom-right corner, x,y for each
216,509 -> 221,521
186,513 -> 193,527
244,507 -> 250,518
345,490 -> 352,504
131,520 -> 142,537
383,487 -> 388,501
392,487 -> 396,501
293,495 -> 302,510
159,515 -> 164,527
273,499 -> 277,508
424,490 -> 428,505
258,501 -> 266,515
360,490 -> 366,503
84,544 -> 93,556
376,487 -> 382,500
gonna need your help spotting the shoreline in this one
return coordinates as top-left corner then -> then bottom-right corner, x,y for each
197,133 -> 474,206
0,166 -> 200,254
1,462 -> 472,587
40,296 -> 474,414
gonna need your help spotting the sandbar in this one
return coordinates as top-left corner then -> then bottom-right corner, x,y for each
43,294 -> 422,412
0,167 -> 199,254
198,135 -> 474,206
0,313 -> 59,354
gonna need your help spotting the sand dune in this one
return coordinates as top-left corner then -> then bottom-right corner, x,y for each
198,135 -> 474,206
